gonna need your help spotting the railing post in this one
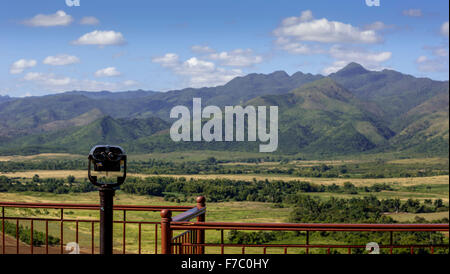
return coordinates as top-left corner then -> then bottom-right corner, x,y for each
2,206 -> 5,255
196,196 -> 206,254
161,209 -> 172,254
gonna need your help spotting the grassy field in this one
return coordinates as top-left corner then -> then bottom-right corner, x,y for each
0,153 -> 84,162
388,211 -> 449,222
0,154 -> 448,253
1,170 -> 448,186
1,152 -> 446,164
0,151 -> 268,163
1,191 -> 447,254
0,191 -> 291,254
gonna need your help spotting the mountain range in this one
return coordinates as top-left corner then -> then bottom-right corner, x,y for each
0,63 -> 448,157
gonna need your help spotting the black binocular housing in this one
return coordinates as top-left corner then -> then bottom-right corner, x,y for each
88,145 -> 127,187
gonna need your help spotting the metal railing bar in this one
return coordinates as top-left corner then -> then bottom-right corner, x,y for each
170,222 -> 449,232
0,202 -> 193,211
172,207 -> 206,222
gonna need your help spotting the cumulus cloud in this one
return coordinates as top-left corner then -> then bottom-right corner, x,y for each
322,46 -> 392,74
23,72 -> 137,92
364,21 -> 394,31
402,9 -> 423,17
275,37 -> 325,55
80,16 -> 100,25
208,49 -> 263,67
152,54 -> 243,87
281,10 -> 314,26
191,45 -> 215,54
0,88 -> 10,96
72,30 -> 126,46
23,10 -> 73,27
415,22 -> 449,75
423,45 -> 448,57
152,53 -> 180,67
95,67 -> 122,77
329,46 -> 392,64
416,43 -> 449,74
441,21 -> 449,38
415,55 -> 447,72
24,72 -> 71,86
273,10 -> 381,44
10,59 -> 37,74
43,54 -> 79,66
178,57 -> 216,75
71,79 -> 138,91
123,80 -> 138,86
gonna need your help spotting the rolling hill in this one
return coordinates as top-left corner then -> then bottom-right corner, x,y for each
329,62 -> 449,125
247,78 -> 395,155
0,116 -> 169,155
0,63 -> 448,156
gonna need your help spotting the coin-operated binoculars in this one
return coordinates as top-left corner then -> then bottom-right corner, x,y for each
88,145 -> 127,255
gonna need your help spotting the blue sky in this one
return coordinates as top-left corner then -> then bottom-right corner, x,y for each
0,0 -> 448,97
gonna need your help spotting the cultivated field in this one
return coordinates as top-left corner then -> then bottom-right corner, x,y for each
0,154 -> 448,254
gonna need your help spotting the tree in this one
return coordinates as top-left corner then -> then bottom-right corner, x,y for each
206,157 -> 217,165
67,175 -> 75,183
434,199 -> 443,208
32,174 -> 40,183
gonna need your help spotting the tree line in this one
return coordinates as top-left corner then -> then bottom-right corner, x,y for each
1,158 -> 447,178
228,195 -> 449,254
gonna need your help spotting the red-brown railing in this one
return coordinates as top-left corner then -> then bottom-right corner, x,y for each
162,196 -> 206,254
0,199 -> 202,254
163,219 -> 449,254
1,198 -> 448,255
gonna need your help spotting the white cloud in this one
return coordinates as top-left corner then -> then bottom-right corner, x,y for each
274,10 -> 381,44
178,57 -> 216,75
322,46 -> 392,74
23,10 -> 73,27
299,10 -> 313,22
190,46 -> 263,67
433,47 -> 449,57
191,45 -> 215,54
275,37 -> 324,55
423,45 -> 449,57
69,79 -> 138,91
329,46 -> 392,64
208,49 -> 263,67
322,60 -> 351,75
402,9 -> 423,17
152,53 -> 180,67
80,16 -> 100,25
441,21 -> 449,38
10,59 -> 37,74
416,56 -> 428,63
281,10 -> 313,26
123,80 -> 139,86
95,67 -> 121,77
24,72 -> 72,86
0,88 -> 10,96
364,21 -> 393,31
179,57 -> 242,87
152,54 -> 243,87
72,30 -> 126,46
43,54 -> 79,66
415,55 -> 447,72
273,13 -> 390,74
23,72 -> 137,92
